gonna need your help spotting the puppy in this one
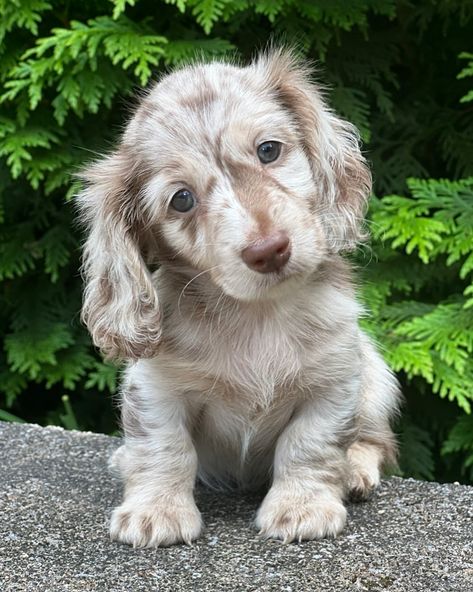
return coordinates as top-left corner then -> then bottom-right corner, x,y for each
77,49 -> 400,547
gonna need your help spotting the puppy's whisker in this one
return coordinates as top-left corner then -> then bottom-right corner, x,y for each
177,264 -> 226,316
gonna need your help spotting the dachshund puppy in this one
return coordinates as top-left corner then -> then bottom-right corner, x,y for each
77,49 -> 400,547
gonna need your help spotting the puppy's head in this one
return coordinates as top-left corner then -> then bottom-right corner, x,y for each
77,49 -> 371,360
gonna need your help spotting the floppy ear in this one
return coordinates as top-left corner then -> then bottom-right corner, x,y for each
256,49 -> 372,252
76,150 -> 161,361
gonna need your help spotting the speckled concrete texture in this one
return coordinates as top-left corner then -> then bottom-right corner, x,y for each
0,421 -> 472,591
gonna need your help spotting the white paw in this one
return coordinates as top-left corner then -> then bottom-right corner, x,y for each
110,497 -> 203,547
347,442 -> 381,501
347,465 -> 380,501
255,489 -> 347,543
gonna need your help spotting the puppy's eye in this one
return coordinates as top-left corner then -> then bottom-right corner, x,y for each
257,141 -> 282,164
170,189 -> 196,213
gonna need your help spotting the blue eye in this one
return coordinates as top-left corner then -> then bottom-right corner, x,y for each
257,141 -> 282,164
170,189 -> 195,212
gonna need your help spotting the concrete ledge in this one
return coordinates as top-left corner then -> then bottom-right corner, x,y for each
0,421 -> 472,591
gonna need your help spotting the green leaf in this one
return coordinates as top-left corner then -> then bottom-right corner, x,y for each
85,361 -> 119,393
442,414 -> 473,479
458,52 -> 473,103
399,419 -> 435,481
110,0 -> 137,20
164,38 -> 235,65
189,0 -> 229,34
5,322 -> 75,380
0,409 -> 26,423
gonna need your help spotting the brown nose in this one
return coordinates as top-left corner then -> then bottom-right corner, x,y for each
241,232 -> 291,273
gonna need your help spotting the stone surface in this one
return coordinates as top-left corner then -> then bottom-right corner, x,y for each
0,421 -> 472,592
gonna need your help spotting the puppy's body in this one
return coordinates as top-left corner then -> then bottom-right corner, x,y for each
78,51 -> 400,547
122,258 -> 395,481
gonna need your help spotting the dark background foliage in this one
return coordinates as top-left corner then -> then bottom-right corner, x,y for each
1,0 -> 472,483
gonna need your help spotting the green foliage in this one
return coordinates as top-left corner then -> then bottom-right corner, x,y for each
0,408 -> 26,423
458,52 -> 473,103
0,0 -> 472,483
361,178 -> 473,480
442,414 -> 473,481
398,418 -> 435,481
365,179 -> 473,401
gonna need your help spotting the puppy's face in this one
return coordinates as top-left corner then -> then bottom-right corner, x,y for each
78,51 -> 371,358
127,63 -> 326,301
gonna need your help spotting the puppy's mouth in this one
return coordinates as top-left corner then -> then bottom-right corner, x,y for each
258,263 -> 308,290
259,264 -> 297,283
217,261 -> 308,302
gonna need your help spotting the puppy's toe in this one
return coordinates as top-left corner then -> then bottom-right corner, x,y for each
110,498 -> 203,548
255,490 -> 347,543
347,441 -> 382,502
347,468 -> 380,501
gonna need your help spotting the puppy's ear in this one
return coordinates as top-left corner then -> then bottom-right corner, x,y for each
76,150 -> 161,361
255,48 -> 372,251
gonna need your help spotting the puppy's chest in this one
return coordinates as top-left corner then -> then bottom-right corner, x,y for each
165,308 -> 324,404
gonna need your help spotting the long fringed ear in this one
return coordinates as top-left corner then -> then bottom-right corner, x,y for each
76,150 -> 161,361
255,48 -> 372,252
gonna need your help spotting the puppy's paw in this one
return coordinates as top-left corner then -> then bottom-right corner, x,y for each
347,442 -> 381,502
347,465 -> 380,502
255,490 -> 347,543
110,498 -> 202,548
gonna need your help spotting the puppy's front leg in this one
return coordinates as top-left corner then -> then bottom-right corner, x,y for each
256,396 -> 353,542
110,382 -> 202,548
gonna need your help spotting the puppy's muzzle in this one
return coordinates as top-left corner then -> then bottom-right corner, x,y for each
241,231 -> 291,273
